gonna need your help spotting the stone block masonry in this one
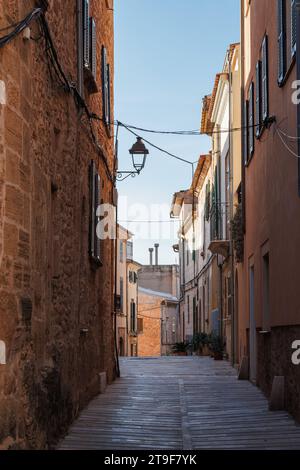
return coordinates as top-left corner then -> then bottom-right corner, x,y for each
0,0 -> 115,449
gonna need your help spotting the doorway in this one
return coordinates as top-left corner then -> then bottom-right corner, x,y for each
249,265 -> 256,383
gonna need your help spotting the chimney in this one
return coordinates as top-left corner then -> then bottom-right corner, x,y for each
154,243 -> 159,266
149,248 -> 154,266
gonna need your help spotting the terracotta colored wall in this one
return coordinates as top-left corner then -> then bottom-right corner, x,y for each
137,292 -> 161,357
0,0 -> 115,448
240,0 -> 300,420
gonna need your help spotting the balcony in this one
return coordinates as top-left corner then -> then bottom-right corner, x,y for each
208,203 -> 230,258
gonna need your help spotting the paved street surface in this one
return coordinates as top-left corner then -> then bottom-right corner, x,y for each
59,357 -> 300,450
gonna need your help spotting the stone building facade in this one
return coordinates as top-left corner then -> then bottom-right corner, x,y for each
0,0 -> 115,448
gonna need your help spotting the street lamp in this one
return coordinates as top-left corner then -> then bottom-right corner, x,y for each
129,137 -> 149,173
116,137 -> 149,182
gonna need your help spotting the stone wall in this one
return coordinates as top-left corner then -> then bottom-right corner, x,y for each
0,0 -> 115,449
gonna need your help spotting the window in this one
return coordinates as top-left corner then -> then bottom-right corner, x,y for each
248,82 -> 255,157
120,241 -> 123,263
262,253 -> 270,332
187,295 -> 190,324
261,35 -> 269,122
82,1 -> 97,92
278,0 -> 286,84
89,161 -> 101,266
193,297 -> 198,334
83,0 -> 90,69
130,300 -> 136,332
129,271 -> 137,284
120,277 -> 124,312
186,240 -> 189,266
211,164 -> 221,239
102,47 -> 111,128
205,182 -> 211,221
291,0 -> 297,58
243,100 -> 249,165
89,17 -> 96,79
255,61 -> 262,137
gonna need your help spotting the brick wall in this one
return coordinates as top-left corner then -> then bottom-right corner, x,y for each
138,291 -> 161,357
0,0 -> 115,449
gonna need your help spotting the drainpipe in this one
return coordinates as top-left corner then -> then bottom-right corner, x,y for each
296,0 -> 300,196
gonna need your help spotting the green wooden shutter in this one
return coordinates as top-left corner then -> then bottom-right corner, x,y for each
83,0 -> 90,68
291,0 -> 297,57
255,61 -> 261,137
95,172 -> 101,262
278,0 -> 286,83
89,160 -> 96,258
248,82 -> 254,156
262,35 -> 269,122
90,17 -> 96,79
243,100 -> 249,165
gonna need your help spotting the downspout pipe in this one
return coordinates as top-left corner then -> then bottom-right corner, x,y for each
296,0 -> 300,196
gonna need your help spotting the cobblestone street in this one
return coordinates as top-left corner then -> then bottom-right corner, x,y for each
59,357 -> 300,450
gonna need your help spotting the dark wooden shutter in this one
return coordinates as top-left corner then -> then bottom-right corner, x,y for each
90,17 -> 96,79
205,181 -> 210,221
94,172 -> 101,261
248,82 -> 254,156
291,0 -> 297,57
102,47 -> 110,126
278,0 -> 286,83
255,61 -> 261,137
89,161 -> 101,265
107,63 -> 111,128
89,160 -> 96,258
132,302 -> 136,332
262,35 -> 269,122
83,0 -> 90,68
243,100 -> 249,165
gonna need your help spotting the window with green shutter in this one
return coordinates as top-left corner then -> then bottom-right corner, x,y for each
278,0 -> 286,84
248,82 -> 254,156
261,35 -> 269,122
255,61 -> 262,137
89,161 -> 101,267
291,0 -> 297,58
243,100 -> 249,165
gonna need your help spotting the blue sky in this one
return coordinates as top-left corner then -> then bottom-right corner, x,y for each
115,0 -> 240,265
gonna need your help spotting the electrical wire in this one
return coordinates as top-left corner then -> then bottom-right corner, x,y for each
118,121 -> 194,166
119,220 -> 179,223
276,126 -> 299,141
275,127 -> 300,159
0,7 -> 44,48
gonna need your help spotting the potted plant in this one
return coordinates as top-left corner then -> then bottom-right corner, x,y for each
172,342 -> 189,356
210,334 -> 225,360
192,332 -> 209,355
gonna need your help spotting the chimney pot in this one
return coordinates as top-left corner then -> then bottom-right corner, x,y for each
154,243 -> 159,266
149,248 -> 154,266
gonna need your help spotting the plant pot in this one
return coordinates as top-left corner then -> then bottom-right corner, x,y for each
202,345 -> 210,357
213,352 -> 223,360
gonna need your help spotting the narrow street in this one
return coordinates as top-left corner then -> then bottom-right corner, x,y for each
59,357 -> 300,450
